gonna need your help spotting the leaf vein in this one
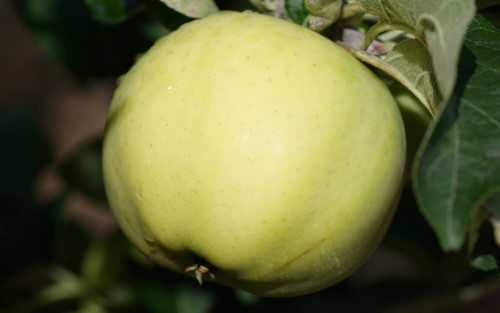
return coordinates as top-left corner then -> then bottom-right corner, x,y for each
463,99 -> 500,132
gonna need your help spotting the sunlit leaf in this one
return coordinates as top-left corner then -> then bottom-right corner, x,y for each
360,0 -> 476,109
158,0 -> 218,18
305,0 -> 342,31
383,38 -> 441,115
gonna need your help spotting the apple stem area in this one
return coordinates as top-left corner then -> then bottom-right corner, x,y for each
185,264 -> 215,285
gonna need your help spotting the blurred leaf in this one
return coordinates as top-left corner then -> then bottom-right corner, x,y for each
383,38 -> 442,115
42,268 -> 89,308
15,0 -> 167,81
59,137 -> 106,202
361,0 -> 476,109
143,0 -> 192,31
6,267 -> 87,313
233,289 -> 260,306
77,299 -> 107,313
413,14 -> 500,251
139,282 -> 176,313
471,253 -> 498,270
85,0 -> 143,25
158,0 -> 218,18
81,232 -> 130,291
285,0 -> 308,25
484,191 -> 500,215
175,285 -> 215,313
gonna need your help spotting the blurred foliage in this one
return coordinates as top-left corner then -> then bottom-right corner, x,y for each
2,1 -> 500,313
13,0 -> 254,82
14,0 -> 168,81
59,137 -> 106,202
84,0 -> 143,25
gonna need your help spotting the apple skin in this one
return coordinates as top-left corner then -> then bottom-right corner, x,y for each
103,11 -> 405,297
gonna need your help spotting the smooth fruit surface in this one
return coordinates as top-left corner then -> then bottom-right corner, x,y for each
103,11 -> 405,297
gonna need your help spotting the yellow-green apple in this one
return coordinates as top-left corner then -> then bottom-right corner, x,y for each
103,11 -> 406,297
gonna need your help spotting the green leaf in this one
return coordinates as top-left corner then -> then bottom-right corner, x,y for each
383,38 -> 442,115
484,192 -> 500,216
360,0 -> 476,108
85,0 -> 142,25
285,0 -> 309,25
305,0 -> 342,18
158,0 -> 218,18
413,14 -> 500,251
305,0 -> 343,31
471,254 -> 498,270
250,0 -> 287,17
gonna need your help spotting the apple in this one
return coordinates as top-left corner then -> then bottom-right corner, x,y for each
103,11 -> 406,297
